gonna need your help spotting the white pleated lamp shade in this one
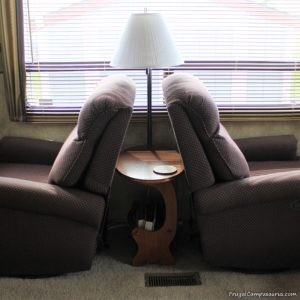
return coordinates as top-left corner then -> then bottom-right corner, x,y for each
111,13 -> 182,68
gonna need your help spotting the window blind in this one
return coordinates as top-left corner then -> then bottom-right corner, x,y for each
22,0 -> 300,120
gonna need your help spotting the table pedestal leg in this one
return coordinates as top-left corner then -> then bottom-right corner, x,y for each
131,182 -> 177,266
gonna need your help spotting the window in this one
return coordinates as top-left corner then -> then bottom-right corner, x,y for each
22,0 -> 300,121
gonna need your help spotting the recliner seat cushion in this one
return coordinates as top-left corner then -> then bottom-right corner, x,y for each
48,75 -> 135,187
163,73 -> 249,181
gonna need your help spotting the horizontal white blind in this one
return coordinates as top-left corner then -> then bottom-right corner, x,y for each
22,0 -> 300,117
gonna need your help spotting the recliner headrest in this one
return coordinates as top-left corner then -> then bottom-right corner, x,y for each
78,75 -> 136,139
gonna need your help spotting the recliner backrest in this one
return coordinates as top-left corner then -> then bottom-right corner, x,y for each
48,75 -> 136,196
163,73 -> 249,187
166,102 -> 215,192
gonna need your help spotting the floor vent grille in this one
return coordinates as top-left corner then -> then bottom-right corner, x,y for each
145,272 -> 201,287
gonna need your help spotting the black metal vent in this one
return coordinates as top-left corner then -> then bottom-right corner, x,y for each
145,272 -> 201,287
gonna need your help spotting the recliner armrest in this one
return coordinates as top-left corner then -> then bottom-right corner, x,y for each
0,136 -> 62,165
234,135 -> 298,161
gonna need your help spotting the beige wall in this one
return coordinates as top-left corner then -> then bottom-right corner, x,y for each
0,76 -> 74,141
225,120 -> 300,150
0,75 -> 8,137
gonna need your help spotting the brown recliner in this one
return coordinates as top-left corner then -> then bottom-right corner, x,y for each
163,73 -> 300,270
0,75 -> 136,276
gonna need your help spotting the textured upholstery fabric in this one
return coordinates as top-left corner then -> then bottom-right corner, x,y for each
193,165 -> 300,270
0,208 -> 99,276
0,136 -> 62,165
166,103 -> 215,192
235,135 -> 297,161
0,75 -> 135,276
0,163 -> 51,183
84,109 -> 132,195
163,73 -> 249,181
198,200 -> 300,270
195,170 -> 300,214
193,170 -> 300,270
0,176 -> 105,228
0,175 -> 105,275
48,75 -> 135,187
249,160 -> 300,176
163,73 -> 300,270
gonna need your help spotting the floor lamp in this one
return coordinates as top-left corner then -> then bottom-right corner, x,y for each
111,13 -> 182,148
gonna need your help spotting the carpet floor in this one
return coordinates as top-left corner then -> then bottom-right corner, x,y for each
0,225 -> 299,300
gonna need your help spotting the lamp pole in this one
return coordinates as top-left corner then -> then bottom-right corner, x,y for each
146,68 -> 152,148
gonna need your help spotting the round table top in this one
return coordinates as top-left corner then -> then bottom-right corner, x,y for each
116,150 -> 184,184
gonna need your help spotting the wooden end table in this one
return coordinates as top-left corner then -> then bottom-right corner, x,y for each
116,150 -> 184,266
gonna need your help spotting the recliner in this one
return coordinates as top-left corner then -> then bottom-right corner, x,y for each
163,73 -> 300,270
0,75 -> 136,276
